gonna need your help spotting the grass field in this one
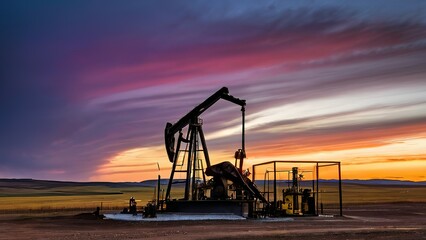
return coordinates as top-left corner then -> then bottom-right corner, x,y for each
341,183 -> 426,204
0,179 -> 425,214
0,180 -> 159,213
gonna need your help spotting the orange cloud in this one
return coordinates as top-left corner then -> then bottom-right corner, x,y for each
248,120 -> 426,158
90,147 -> 169,182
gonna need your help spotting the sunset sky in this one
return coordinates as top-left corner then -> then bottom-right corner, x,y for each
1,1 -> 426,182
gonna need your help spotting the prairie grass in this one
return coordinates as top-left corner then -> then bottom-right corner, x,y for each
0,185 -> 158,213
0,181 -> 424,214
341,183 -> 426,205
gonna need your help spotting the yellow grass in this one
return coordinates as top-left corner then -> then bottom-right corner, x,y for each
341,184 -> 426,204
0,182 -> 424,213
0,185 -> 158,213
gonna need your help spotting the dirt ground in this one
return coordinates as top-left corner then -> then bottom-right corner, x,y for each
0,202 -> 425,240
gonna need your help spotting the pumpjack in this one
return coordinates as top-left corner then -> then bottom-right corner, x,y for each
163,87 -> 268,217
160,87 -> 343,217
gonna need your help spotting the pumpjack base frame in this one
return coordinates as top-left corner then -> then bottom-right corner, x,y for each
165,200 -> 255,217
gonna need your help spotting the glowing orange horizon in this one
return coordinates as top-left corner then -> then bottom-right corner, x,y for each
91,137 -> 426,182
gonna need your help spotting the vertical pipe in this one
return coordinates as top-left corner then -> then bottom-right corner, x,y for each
312,172 -> 315,207
252,165 -> 256,182
157,175 -> 161,209
316,163 -> 319,215
292,167 -> 298,213
240,106 -> 245,171
312,166 -> 315,196
273,162 -> 277,211
191,125 -> 198,200
338,162 -> 343,216
266,171 -> 269,202
242,106 -> 245,154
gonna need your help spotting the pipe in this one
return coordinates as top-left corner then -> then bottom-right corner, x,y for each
240,106 -> 245,171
